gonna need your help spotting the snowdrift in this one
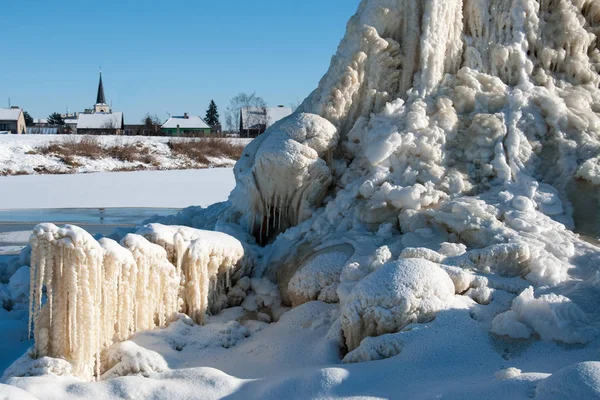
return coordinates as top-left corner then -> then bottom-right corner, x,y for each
3,0 -> 600,397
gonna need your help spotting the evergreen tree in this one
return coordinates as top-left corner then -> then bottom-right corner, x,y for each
205,100 -> 220,127
47,112 -> 65,126
23,111 -> 34,126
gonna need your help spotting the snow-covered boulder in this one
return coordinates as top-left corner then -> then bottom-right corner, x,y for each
340,258 -> 455,351
535,362 -> 600,400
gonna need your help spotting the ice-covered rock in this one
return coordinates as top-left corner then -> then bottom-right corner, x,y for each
340,258 -> 455,351
495,367 -> 523,380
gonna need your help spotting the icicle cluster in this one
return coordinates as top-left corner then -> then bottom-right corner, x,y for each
29,225 -> 179,380
137,224 -> 245,324
28,223 -> 247,380
29,224 -> 105,380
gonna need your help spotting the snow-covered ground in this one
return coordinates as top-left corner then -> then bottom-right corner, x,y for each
2,0 -> 600,398
0,168 -> 235,209
0,135 -> 251,175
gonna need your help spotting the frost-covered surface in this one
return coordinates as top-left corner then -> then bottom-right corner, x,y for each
3,0 -> 600,397
0,135 -> 251,175
0,168 -> 235,209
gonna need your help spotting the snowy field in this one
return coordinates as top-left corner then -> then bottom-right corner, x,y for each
0,135 -> 251,175
0,168 -> 235,209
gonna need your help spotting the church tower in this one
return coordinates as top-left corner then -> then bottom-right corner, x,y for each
94,71 -> 111,114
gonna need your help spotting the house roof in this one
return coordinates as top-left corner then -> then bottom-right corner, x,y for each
267,107 -> 293,127
162,116 -> 210,129
240,107 -> 293,130
77,112 -> 123,129
0,108 -> 22,121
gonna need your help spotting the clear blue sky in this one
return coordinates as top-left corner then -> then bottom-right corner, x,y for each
0,0 -> 359,123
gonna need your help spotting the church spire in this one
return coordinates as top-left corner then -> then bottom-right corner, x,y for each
96,70 -> 106,105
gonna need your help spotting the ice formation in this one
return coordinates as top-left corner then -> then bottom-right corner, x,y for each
224,0 -> 600,352
27,223 -> 248,379
27,225 -> 179,379
340,259 -> 455,351
231,113 -> 339,243
7,0 -> 600,395
288,245 -> 353,307
136,224 -> 247,323
491,286 -> 596,343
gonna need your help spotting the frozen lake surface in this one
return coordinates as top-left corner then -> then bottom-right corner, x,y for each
0,207 -> 179,255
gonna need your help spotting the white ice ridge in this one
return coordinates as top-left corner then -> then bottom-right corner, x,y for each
28,223 -> 246,380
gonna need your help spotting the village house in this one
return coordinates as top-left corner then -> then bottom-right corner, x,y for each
77,112 -> 124,135
161,113 -> 211,136
239,105 -> 292,137
0,107 -> 26,134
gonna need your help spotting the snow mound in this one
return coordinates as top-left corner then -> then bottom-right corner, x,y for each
535,362 -> 600,400
491,286 -> 596,344
2,351 -> 74,381
340,258 -> 455,351
495,367 -> 523,380
101,341 -> 168,380
342,333 -> 403,364
0,383 -> 38,400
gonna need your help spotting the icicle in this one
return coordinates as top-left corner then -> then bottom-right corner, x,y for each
28,237 -> 38,340
265,195 -> 271,240
259,213 -> 264,245
249,211 -> 255,236
278,195 -> 283,231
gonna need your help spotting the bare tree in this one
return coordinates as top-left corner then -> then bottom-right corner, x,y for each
224,92 -> 267,136
142,114 -> 162,136
289,98 -> 302,112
